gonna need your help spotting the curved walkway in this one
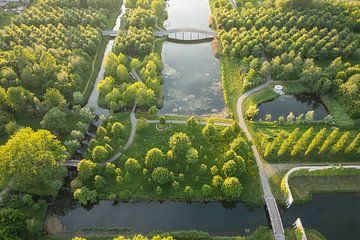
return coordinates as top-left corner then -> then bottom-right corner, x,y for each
282,165 -> 360,208
236,75 -> 285,240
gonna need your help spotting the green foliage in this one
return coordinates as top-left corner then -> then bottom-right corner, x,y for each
125,158 -> 141,174
0,208 -> 26,240
73,186 -> 98,206
0,128 -> 67,196
222,177 -> 243,199
145,148 -> 165,169
151,167 -> 172,185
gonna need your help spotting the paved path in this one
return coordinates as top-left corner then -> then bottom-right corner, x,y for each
229,0 -> 237,8
282,165 -> 360,207
236,75 -> 285,240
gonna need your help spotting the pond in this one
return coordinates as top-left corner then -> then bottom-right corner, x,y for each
159,0 -> 226,117
282,193 -> 360,240
49,200 -> 268,235
254,93 -> 329,121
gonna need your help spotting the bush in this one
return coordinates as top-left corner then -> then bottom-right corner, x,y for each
185,148 -> 199,164
184,186 -> 193,198
125,158 -> 141,174
73,186 -> 98,205
151,167 -> 172,185
212,175 -> 224,188
222,177 -> 243,199
145,148 -> 165,169
201,184 -> 212,198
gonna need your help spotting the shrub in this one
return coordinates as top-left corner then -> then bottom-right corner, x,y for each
124,158 -> 141,174
201,184 -> 212,197
222,177 -> 243,199
210,166 -> 218,175
73,186 -> 98,205
184,186 -> 193,198
199,164 -> 208,173
145,148 -> 165,169
151,167 -> 172,185
186,148 -> 199,164
212,175 -> 224,188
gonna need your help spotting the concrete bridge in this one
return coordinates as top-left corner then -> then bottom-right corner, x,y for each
102,28 -> 217,42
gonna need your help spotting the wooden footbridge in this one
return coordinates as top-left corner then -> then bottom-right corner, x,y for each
102,28 -> 216,42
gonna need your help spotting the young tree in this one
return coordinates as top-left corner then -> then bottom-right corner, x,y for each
278,128 -> 300,156
222,177 -> 242,199
286,112 -> 295,124
331,131 -> 350,154
151,167 -> 172,185
145,148 -> 165,169
345,133 -> 360,154
125,158 -> 141,173
169,132 -> 191,159
43,88 -> 67,109
305,111 -> 314,123
0,128 -> 67,196
40,107 -> 68,134
305,128 -> 326,155
91,146 -> 109,162
319,128 -> 339,154
291,127 -> 313,156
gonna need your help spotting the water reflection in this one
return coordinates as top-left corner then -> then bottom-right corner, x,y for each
159,0 -> 226,117
282,193 -> 360,240
255,93 -> 329,121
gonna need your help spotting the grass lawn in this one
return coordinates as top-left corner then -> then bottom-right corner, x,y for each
219,56 -> 245,118
251,122 -> 360,163
0,12 -> 15,28
78,122 -> 263,206
289,174 -> 360,204
321,94 -> 355,128
135,112 -> 233,123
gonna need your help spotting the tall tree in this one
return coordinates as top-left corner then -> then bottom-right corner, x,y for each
0,128 -> 67,196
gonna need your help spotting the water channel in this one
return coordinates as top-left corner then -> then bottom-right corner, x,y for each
159,0 -> 226,117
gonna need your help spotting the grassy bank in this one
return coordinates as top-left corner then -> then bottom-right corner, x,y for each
220,56 -> 245,118
46,227 -> 326,240
270,166 -> 360,204
321,95 -> 355,128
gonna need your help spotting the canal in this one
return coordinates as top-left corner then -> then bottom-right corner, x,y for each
159,0 -> 226,117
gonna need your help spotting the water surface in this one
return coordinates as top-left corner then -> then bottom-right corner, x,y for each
159,0 -> 226,116
282,193 -> 360,240
54,201 -> 268,235
254,93 -> 329,121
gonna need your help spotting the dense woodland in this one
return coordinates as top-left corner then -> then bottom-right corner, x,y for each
212,0 -> 360,118
0,0 -> 119,143
97,0 -> 166,110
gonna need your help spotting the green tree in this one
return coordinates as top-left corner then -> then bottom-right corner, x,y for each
145,148 -> 165,169
345,133 -> 360,154
0,208 -> 27,240
169,132 -> 191,159
125,158 -> 141,173
40,107 -> 67,134
151,167 -> 172,185
78,160 -> 97,181
111,122 -> 125,138
222,177 -> 242,199
0,128 -> 67,196
73,186 -> 98,205
331,131 -> 350,154
43,88 -> 67,109
91,146 -> 109,162
278,128 -> 300,156
319,128 -> 339,154
291,127 -> 313,156
305,128 -> 326,155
